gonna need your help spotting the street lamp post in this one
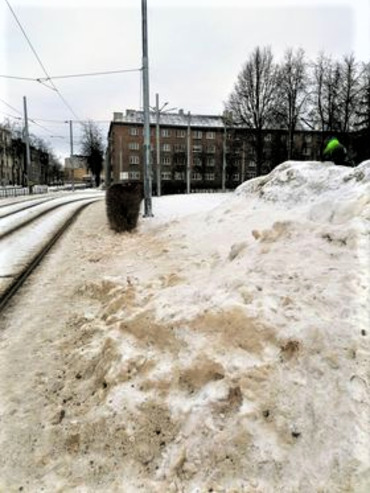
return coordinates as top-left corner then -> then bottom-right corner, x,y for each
69,120 -> 74,192
141,0 -> 153,217
23,96 -> 31,192
186,111 -> 191,194
155,94 -> 162,197
222,122 -> 227,192
151,93 -> 176,197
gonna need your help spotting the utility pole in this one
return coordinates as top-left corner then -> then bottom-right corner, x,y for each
105,137 -> 111,188
141,0 -> 153,217
155,93 -> 161,197
23,96 -> 31,192
241,139 -> 245,184
152,94 -> 175,197
69,120 -> 74,191
186,111 -> 191,194
119,135 -> 123,180
222,120 -> 227,192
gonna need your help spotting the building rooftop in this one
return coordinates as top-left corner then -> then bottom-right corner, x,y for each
112,109 -> 226,128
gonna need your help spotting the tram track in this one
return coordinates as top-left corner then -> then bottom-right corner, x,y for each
0,195 -> 104,311
0,194 -> 103,240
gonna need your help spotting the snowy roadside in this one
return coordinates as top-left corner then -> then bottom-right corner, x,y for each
0,161 -> 369,492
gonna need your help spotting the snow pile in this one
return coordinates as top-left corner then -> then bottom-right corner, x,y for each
2,161 -> 369,492
238,160 -> 370,224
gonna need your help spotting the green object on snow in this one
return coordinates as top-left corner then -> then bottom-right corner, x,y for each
324,138 -> 341,155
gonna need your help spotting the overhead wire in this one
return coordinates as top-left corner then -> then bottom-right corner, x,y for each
0,109 -> 22,120
0,74 -> 36,81
4,0 -> 82,121
2,0 -> 140,152
0,97 -> 23,116
0,67 -> 142,83
0,97 -> 60,135
37,67 -> 142,81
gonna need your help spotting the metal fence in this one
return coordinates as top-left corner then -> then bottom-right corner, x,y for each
0,185 -> 49,199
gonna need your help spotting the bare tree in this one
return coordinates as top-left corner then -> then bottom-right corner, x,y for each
355,62 -> 370,161
307,53 -> 362,134
356,63 -> 370,128
308,53 -> 343,132
226,46 -> 280,176
80,121 -> 105,187
276,48 -> 309,158
339,54 -> 362,132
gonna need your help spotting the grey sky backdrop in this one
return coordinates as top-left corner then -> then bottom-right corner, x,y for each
0,0 -> 369,161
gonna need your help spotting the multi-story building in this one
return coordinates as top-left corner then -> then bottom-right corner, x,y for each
107,109 -> 357,193
108,110 -> 234,193
0,124 -> 55,186
0,126 -> 15,186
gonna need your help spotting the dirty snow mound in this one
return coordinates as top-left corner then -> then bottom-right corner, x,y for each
54,162 -> 370,490
1,161 -> 368,492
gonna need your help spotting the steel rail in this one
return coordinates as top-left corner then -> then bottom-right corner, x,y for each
0,194 -> 103,240
0,198 -> 101,312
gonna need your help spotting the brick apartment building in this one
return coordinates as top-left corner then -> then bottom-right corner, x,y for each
106,109 -> 357,193
0,124 -> 52,187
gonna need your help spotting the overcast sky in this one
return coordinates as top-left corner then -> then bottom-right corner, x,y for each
1,0 -> 369,161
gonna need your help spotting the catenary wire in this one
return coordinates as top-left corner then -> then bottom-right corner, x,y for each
0,97 -> 61,135
0,67 -> 142,83
4,0 -> 82,121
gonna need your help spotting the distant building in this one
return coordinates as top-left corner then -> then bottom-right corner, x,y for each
64,155 -> 89,182
0,126 -> 14,186
107,109 -> 358,193
0,123 -> 55,186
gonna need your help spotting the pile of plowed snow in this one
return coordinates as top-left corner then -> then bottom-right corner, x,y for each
3,160 -> 369,492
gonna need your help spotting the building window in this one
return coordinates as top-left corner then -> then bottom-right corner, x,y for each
205,173 -> 215,181
193,131 -> 202,139
175,172 -> 185,180
232,173 -> 240,181
192,172 -> 202,181
265,133 -> 272,142
176,130 -> 186,138
161,171 -> 172,180
174,156 -> 186,166
128,171 -> 141,180
248,161 -> 256,169
162,156 -> 171,166
140,128 -> 154,136
193,157 -> 202,167
161,129 -> 171,138
174,144 -> 186,152
162,144 -> 171,152
130,127 -> 139,136
129,155 -> 140,165
246,171 -> 257,179
192,144 -> 202,153
129,142 -> 140,150
207,157 -> 215,167
306,134 -> 313,143
207,145 -> 216,153
206,131 -> 215,139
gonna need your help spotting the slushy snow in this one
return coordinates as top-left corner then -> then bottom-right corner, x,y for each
0,160 -> 369,492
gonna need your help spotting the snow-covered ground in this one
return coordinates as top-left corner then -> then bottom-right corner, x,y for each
0,160 -> 369,492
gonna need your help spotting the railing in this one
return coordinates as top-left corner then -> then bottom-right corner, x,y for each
0,183 -> 93,199
0,185 -> 48,198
